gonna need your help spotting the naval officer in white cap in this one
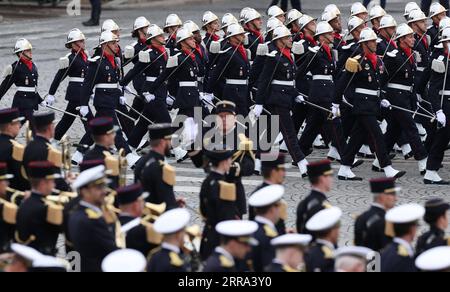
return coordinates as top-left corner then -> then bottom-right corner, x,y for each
381,204 -> 425,272
265,234 -> 312,272
305,207 -> 342,272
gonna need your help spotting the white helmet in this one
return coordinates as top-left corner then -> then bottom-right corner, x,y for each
272,25 -> 292,41
324,4 -> 341,16
351,2 -> 368,17
66,28 -> 86,48
99,31 -> 119,45
348,16 -> 365,33
380,15 -> 398,29
321,11 -> 339,23
267,17 -> 284,33
404,2 -> 420,17
221,13 -> 238,29
240,7 -> 253,23
395,23 -> 414,40
358,27 -> 378,43
408,9 -> 427,24
440,27 -> 450,42
430,2 -> 448,18
176,27 -> 193,44
439,17 -> 450,32
133,16 -> 150,32
225,23 -> 246,39
146,24 -> 164,40
286,9 -> 303,26
315,21 -> 334,37
202,11 -> 219,27
184,21 -> 200,34
369,5 -> 386,21
14,38 -> 32,54
102,19 -> 120,32
298,14 -> 315,30
244,9 -> 262,24
267,5 -> 285,18
164,14 -> 182,29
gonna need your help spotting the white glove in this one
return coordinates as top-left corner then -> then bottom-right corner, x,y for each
381,99 -> 391,108
416,94 -> 423,103
79,106 -> 89,117
143,92 -> 156,103
182,117 -> 198,144
123,86 -> 136,96
166,95 -> 174,106
119,96 -> 126,105
253,105 -> 263,118
436,110 -> 447,127
200,92 -> 214,103
40,100 -> 47,107
295,95 -> 305,104
46,95 -> 55,106
90,93 -> 95,101
332,103 -> 340,118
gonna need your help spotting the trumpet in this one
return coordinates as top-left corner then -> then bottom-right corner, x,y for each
144,202 -> 166,216
118,148 -> 128,187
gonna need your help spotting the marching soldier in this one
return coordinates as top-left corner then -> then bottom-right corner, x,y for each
135,123 -> 183,209
296,160 -> 334,234
337,16 -> 365,72
381,204 -> 425,272
47,28 -> 94,165
369,5 -> 386,34
243,8 -> 264,61
205,23 -> 251,116
0,163 -> 15,253
304,207 -> 342,272
265,234 -> 312,272
199,149 -> 239,261
202,11 -> 220,54
184,21 -> 209,93
79,30 -> 140,166
121,24 -> 172,150
333,27 -> 405,180
253,25 -> 309,177
286,9 -> 303,42
416,199 -> 450,255
249,185 -> 285,272
147,208 -> 191,272
203,220 -> 258,272
423,27 -> 450,184
15,161 -> 63,256
22,111 -> 69,191
354,178 -> 398,252
221,13 -> 239,36
68,165 -> 118,272
321,9 -> 346,51
382,23 -> 428,176
0,39 -> 41,129
427,3 -> 448,48
376,15 -> 398,57
123,16 -> 151,121
164,14 -> 183,55
267,5 -> 285,23
117,183 -> 162,256
0,108 -> 29,191
350,2 -> 369,22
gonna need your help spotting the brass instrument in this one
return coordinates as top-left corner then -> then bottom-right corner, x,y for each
183,224 -> 203,272
7,187 -> 26,205
118,148 -> 128,187
59,135 -> 72,178
24,121 -> 33,144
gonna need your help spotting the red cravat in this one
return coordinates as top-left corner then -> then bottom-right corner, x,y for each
304,35 -> 317,46
322,44 -> 332,61
195,44 -> 204,58
420,34 -> 429,49
400,45 -> 414,64
234,44 -> 248,62
366,52 -> 378,69
20,57 -> 33,71
281,48 -> 293,64
76,49 -> 87,62
247,28 -> 264,43
182,48 -> 196,61
104,52 -> 117,69
153,45 -> 168,61
334,32 -> 346,45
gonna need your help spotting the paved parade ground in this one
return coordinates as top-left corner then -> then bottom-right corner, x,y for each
1,0 -> 449,246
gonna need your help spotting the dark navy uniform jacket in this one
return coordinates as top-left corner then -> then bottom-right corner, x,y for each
49,50 -> 89,103
414,33 -> 431,84
81,53 -> 122,110
293,37 -> 317,95
354,204 -> 392,252
305,240 -> 336,272
0,60 -> 41,110
203,248 -> 238,272
381,239 -> 417,272
166,36 -> 178,56
416,44 -> 443,100
428,52 -> 450,113
0,133 -> 29,191
119,215 -> 158,256
245,30 -> 264,62
122,47 -> 169,99
296,189 -> 331,234
427,23 -> 440,49
249,42 -> 274,92
68,202 -> 118,272
251,218 -> 278,272
416,226 -> 449,256
123,40 -> 150,94
376,35 -> 397,57
256,48 -> 298,109
149,50 -> 201,111
0,201 -> 15,253
147,244 -> 188,272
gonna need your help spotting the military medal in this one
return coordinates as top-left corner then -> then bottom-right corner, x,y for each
324,68 -> 328,75
25,76 -> 29,85
365,64 -> 370,71
190,69 -> 194,77
81,69 -> 85,78
368,75 -> 372,82
108,74 -> 111,82
239,67 -> 243,77
287,70 -> 290,79
405,70 -> 409,78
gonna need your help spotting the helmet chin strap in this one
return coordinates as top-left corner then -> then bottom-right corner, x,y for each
20,51 -> 32,61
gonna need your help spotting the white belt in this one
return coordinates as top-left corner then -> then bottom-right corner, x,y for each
271,80 -> 295,86
95,83 -> 120,89
226,79 -> 248,85
387,83 -> 413,92
355,88 -> 380,96
68,77 -> 84,83
439,90 -> 450,96
416,67 -> 425,72
179,81 -> 198,87
16,86 -> 37,93
312,75 -> 333,81
146,76 -> 157,82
